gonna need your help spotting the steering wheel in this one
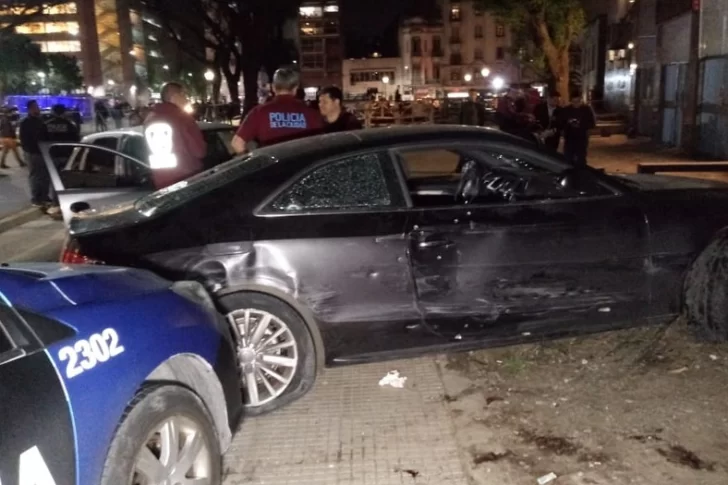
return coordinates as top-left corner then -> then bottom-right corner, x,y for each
455,160 -> 482,203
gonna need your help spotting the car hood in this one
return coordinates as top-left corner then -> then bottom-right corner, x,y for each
0,263 -> 171,313
614,174 -> 728,191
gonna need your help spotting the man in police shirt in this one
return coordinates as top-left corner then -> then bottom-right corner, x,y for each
232,68 -> 323,154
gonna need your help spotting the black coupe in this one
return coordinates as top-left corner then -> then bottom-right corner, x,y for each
51,126 -> 728,414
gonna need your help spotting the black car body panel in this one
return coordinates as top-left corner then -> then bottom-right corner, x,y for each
66,127 -> 728,365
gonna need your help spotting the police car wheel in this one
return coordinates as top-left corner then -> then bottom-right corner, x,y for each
219,292 -> 317,416
100,384 -> 221,485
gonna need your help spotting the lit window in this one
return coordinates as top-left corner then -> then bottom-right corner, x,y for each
324,4 -> 338,13
450,5 -> 460,21
299,6 -> 323,17
45,2 -> 77,14
16,21 -> 80,35
39,41 -> 81,53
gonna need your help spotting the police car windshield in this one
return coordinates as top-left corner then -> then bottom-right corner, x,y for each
134,154 -> 275,216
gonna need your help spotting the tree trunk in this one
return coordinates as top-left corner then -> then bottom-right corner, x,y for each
241,60 -> 260,116
222,68 -> 240,105
551,50 -> 570,100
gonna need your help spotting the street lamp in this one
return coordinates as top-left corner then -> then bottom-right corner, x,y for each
162,64 -> 169,70
107,79 -> 115,86
463,73 -> 473,82
492,76 -> 505,91
381,75 -> 390,100
204,69 -> 215,82
481,67 -> 490,77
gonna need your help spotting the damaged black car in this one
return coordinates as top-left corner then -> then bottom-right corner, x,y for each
50,126 -> 728,414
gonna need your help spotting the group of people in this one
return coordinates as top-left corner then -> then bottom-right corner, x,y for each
461,87 -> 597,166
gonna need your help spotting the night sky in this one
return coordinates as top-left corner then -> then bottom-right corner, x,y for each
341,0 -> 439,58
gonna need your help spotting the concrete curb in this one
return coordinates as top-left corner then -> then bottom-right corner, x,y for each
0,207 -> 44,234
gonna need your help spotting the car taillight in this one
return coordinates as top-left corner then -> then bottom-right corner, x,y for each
60,237 -> 104,265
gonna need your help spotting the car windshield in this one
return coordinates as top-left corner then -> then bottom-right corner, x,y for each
134,154 -> 275,216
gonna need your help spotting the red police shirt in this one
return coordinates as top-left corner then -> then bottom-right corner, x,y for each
236,95 -> 324,147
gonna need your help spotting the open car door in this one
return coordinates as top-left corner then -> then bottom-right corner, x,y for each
40,142 -> 155,226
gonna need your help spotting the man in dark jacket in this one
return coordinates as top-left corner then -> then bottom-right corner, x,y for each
45,104 -> 80,157
533,91 -> 563,152
318,86 -> 362,133
19,100 -> 56,213
144,82 -> 207,189
560,93 -> 597,166
459,89 -> 486,127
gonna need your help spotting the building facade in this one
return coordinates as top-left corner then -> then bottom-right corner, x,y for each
342,57 -> 404,99
696,0 -> 728,158
297,0 -> 343,89
438,0 -> 520,92
0,0 -> 152,95
399,17 -> 444,98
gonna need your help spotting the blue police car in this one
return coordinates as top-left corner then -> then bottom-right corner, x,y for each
0,263 -> 243,485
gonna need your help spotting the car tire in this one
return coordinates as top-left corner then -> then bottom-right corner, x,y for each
100,385 -> 221,485
217,292 -> 317,415
684,229 -> 728,342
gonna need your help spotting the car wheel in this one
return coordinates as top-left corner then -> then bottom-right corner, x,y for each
684,230 -> 728,341
218,292 -> 316,415
100,385 -> 221,485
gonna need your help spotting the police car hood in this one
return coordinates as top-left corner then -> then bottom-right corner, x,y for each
0,263 -> 171,313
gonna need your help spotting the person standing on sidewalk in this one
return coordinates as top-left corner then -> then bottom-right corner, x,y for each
318,86 -> 363,133
533,91 -> 564,152
232,68 -> 324,153
19,100 -> 58,215
144,82 -> 207,189
0,109 -> 25,168
459,89 -> 486,127
560,93 -> 596,167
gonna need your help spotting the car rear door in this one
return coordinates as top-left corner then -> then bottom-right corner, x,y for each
0,298 -> 76,485
41,141 -> 155,226
397,143 -> 650,342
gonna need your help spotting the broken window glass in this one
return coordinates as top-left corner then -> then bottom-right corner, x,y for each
272,153 -> 393,212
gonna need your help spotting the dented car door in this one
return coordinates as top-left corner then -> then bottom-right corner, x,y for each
408,186 -> 650,342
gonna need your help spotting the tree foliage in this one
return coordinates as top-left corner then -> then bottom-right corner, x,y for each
142,0 -> 300,113
476,0 -> 585,97
0,32 -> 83,95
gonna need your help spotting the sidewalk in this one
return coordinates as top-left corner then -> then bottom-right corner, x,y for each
588,135 -> 728,182
0,161 -> 31,220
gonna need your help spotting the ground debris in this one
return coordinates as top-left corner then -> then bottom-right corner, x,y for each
537,472 -> 558,484
519,428 -> 579,456
394,467 -> 420,478
657,445 -> 715,471
629,434 -> 664,443
486,396 -> 505,406
471,449 -> 512,465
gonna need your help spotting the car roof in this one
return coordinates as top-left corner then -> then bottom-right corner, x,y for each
251,125 -> 536,162
81,121 -> 233,141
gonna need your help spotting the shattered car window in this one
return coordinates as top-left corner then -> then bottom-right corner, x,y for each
271,153 -> 393,212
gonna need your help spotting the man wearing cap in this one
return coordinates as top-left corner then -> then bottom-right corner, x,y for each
232,68 -> 324,153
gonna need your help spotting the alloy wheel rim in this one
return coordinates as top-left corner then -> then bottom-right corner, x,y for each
132,415 -> 212,485
227,308 -> 299,408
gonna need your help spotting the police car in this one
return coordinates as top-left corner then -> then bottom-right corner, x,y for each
0,263 -> 243,485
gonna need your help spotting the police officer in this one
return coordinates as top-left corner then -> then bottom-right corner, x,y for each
232,68 -> 324,154
44,104 -> 80,217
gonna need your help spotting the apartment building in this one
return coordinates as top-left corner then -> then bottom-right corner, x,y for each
298,0 -> 343,89
399,17 -> 444,98
438,0 -> 521,91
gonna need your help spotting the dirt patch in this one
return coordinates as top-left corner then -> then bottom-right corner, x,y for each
438,319 -> 728,485
657,445 -> 716,471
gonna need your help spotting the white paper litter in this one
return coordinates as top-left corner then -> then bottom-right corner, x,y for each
379,370 -> 407,388
537,472 -> 557,484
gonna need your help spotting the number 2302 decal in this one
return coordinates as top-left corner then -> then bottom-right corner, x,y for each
57,328 -> 125,379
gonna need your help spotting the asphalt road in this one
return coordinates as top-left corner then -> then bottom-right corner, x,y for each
0,217 -> 66,263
